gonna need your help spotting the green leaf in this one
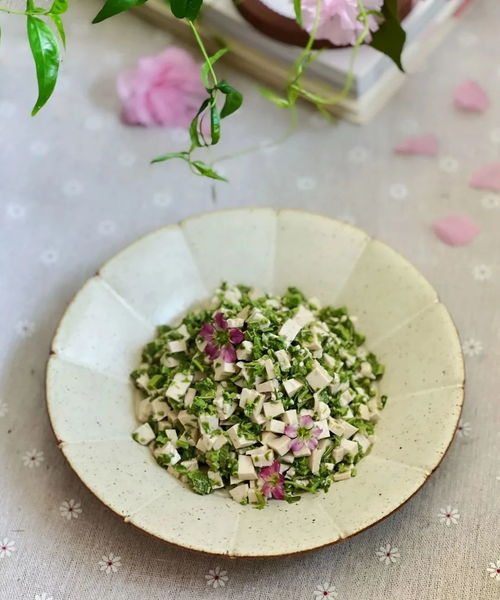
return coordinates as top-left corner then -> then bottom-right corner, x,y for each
217,80 -> 243,118
191,161 -> 227,181
189,97 -> 210,149
293,0 -> 302,26
50,14 -> 66,47
200,47 -> 228,88
369,0 -> 406,71
92,0 -> 147,24
49,0 -> 68,15
258,86 -> 289,108
209,97 -> 220,144
185,0 -> 203,20
151,151 -> 190,164
27,15 -> 60,116
168,0 -> 188,18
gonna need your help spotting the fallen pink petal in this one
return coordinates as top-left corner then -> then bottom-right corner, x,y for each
117,47 -> 206,128
394,134 -> 439,156
432,216 -> 480,246
453,80 -> 489,112
469,162 -> 500,192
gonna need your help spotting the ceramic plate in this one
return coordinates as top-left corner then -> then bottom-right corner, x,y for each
46,209 -> 464,557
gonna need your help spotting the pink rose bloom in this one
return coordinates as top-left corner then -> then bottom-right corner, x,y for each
117,47 -> 206,128
301,0 -> 384,46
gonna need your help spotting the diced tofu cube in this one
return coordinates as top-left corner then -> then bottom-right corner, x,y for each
370,411 -> 380,423
306,361 -> 333,391
263,401 -> 285,418
286,467 -> 296,478
229,483 -> 249,503
360,361 -> 374,378
264,419 -> 285,434
261,432 -> 278,446
267,435 -> 291,456
309,443 -> 328,474
179,428 -> 199,446
183,388 -> 196,408
323,354 -> 336,368
274,349 -> 291,371
198,414 -> 219,434
313,397 -> 331,420
250,412 -> 267,425
223,287 -> 242,304
324,462 -> 335,471
292,444 -> 312,458
305,335 -> 322,352
248,308 -> 270,328
153,442 -> 180,465
166,372 -> 193,400
247,446 -> 274,468
353,433 -> 371,454
334,470 -> 352,481
314,420 -> 330,440
339,419 -> 358,439
227,317 -> 245,328
135,397 -> 152,422
262,358 -> 275,379
214,395 -> 237,420
256,380 -> 275,393
163,429 -> 178,443
339,389 -> 354,407
238,455 -> 258,480
230,475 -> 243,485
207,470 -> 224,489
357,404 -> 371,420
180,458 -> 198,472
212,433 -> 228,451
151,398 -> 170,421
236,340 -> 253,361
294,305 -> 315,327
279,319 -> 302,345
280,463 -> 291,473
227,424 -> 255,449
132,422 -> 155,445
174,323 -> 189,339
248,488 -> 260,504
239,388 -> 259,407
176,410 -> 196,429
167,339 -> 187,353
196,436 -> 211,453
333,447 -> 347,463
283,409 -> 298,425
157,420 -> 172,432
283,378 -> 303,397
163,356 -> 179,368
214,360 -> 237,381
136,373 -> 150,390
281,453 -> 295,464
340,438 -> 358,456
368,398 -> 378,412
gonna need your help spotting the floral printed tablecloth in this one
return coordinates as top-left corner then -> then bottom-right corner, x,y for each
1,0 -> 499,598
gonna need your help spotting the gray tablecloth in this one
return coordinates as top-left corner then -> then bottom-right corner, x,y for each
1,0 -> 499,598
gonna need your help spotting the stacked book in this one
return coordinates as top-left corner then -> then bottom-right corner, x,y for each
136,0 -> 466,122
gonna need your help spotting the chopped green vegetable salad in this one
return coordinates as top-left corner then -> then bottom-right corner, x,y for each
131,284 -> 387,507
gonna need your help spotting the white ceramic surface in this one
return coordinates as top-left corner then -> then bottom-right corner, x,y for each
46,209 -> 464,557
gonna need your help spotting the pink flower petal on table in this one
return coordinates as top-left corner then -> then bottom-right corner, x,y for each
199,322 -> 215,340
394,134 -> 439,156
433,216 -> 479,246
469,162 -> 500,192
221,344 -> 237,363
214,312 -> 228,330
454,0 -> 475,17
453,80 -> 490,112
229,328 -> 244,344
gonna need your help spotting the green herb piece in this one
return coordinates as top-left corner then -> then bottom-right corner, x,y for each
186,470 -> 213,495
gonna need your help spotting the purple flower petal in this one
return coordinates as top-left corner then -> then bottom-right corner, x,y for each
269,460 -> 281,474
312,427 -> 323,438
307,437 -> 319,450
284,424 -> 298,438
299,414 -> 314,428
261,482 -> 272,499
229,328 -> 244,344
221,344 -> 237,363
272,482 -> 285,500
199,322 -> 215,341
205,341 -> 220,360
290,439 -> 304,453
214,312 -> 228,330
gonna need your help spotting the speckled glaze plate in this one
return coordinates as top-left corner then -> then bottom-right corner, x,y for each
46,209 -> 464,558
